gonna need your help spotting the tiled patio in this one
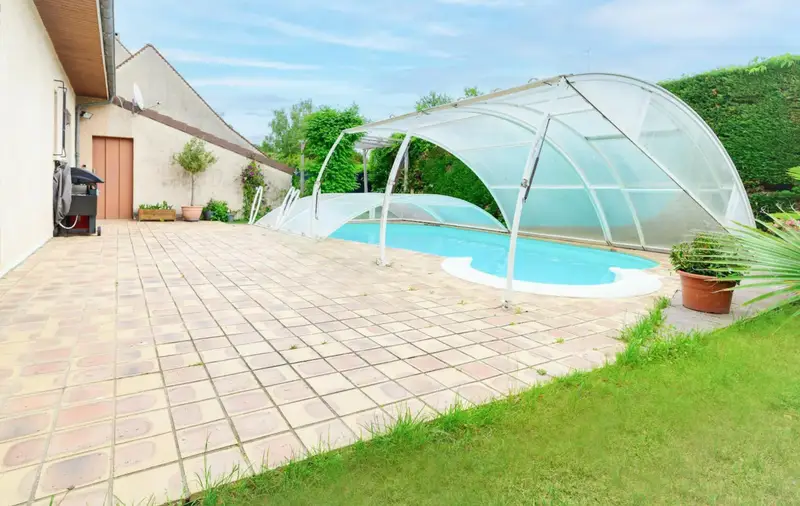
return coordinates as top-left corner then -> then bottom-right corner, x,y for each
0,221 -> 677,505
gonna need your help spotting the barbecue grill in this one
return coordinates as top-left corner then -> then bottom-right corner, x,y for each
53,164 -> 104,236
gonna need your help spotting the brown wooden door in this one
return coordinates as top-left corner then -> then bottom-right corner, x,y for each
92,137 -> 133,219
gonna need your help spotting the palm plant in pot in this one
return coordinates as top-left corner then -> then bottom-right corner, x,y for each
173,138 -> 218,222
670,233 -> 743,314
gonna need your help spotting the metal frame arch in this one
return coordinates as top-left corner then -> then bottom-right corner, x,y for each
564,75 -> 742,229
485,102 -> 647,249
362,126 -> 515,228
310,131 -> 346,238
459,104 -> 613,246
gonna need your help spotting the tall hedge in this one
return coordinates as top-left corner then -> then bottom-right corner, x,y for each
661,55 -> 800,187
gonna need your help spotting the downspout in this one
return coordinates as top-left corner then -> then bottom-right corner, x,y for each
75,0 -> 116,166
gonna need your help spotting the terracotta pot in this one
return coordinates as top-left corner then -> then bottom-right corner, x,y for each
678,271 -> 736,314
181,205 -> 203,222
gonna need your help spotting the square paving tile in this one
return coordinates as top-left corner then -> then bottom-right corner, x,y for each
171,399 -> 225,429
243,432 -> 305,471
292,359 -> 335,378
221,390 -> 273,415
37,450 -> 111,499
112,463 -> 184,506
362,381 -> 413,406
323,389 -> 377,416
231,408 -> 289,443
306,372 -> 355,396
266,380 -> 316,405
176,421 -> 237,458
295,419 -> 356,452
167,380 -> 217,405
213,372 -> 260,396
278,398 -> 335,428
114,432 -> 178,477
254,365 -> 300,387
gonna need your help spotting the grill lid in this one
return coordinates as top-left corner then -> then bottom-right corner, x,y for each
71,167 -> 104,184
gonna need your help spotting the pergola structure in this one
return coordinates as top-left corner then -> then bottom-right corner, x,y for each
260,73 -> 754,300
354,135 -> 399,193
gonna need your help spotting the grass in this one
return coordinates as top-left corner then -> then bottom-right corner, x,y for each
189,301 -> 800,506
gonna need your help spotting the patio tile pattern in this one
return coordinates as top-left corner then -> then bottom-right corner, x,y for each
0,221 -> 676,505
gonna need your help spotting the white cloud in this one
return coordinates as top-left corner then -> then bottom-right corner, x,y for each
254,16 -> 417,53
163,49 -> 318,70
424,22 -> 461,37
588,0 -> 793,43
436,0 -> 525,6
190,77 -> 369,96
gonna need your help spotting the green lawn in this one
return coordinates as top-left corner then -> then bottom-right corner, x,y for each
195,306 -> 800,506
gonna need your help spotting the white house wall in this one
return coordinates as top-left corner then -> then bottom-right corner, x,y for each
78,105 -> 292,215
115,47 -> 256,152
114,38 -> 132,67
0,0 -> 76,278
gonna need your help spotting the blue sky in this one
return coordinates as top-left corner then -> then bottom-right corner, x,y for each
116,0 -> 798,143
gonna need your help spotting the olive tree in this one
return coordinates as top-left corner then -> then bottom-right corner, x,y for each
173,138 -> 218,206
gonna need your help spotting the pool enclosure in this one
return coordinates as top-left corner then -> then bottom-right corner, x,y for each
257,73 -> 754,296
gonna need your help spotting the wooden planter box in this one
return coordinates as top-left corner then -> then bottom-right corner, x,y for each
138,209 -> 176,222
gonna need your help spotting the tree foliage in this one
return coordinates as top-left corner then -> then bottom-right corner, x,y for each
260,99 -> 313,168
415,91 -> 453,112
172,138 -> 218,205
303,105 -> 364,194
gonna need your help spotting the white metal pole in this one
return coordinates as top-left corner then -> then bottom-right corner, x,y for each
273,187 -> 293,229
379,133 -> 413,266
403,148 -> 410,193
248,186 -> 263,225
310,132 -> 345,238
362,149 -> 369,193
504,114 -> 551,305
299,140 -> 306,194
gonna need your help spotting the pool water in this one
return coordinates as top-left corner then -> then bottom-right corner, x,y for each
331,223 -> 657,285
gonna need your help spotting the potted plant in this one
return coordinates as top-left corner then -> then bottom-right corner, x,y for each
138,201 -> 176,222
202,199 -> 230,222
173,138 -> 218,222
670,234 -> 742,314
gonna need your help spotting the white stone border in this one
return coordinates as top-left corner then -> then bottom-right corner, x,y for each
441,257 -> 662,299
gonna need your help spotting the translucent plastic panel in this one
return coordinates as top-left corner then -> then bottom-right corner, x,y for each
531,144 -> 584,187
557,109 -> 617,139
417,114 -> 532,153
591,138 -> 675,189
594,189 -> 641,246
426,205 -> 504,229
511,188 -> 605,242
257,193 -> 506,238
568,76 -> 653,140
461,144 -> 530,188
637,95 -> 732,219
547,119 -> 616,186
628,190 -> 724,249
385,202 -> 437,222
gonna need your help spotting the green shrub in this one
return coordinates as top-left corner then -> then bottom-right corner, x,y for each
749,188 -> 800,218
203,199 -> 230,222
669,233 -> 743,279
661,54 -> 800,188
138,201 -> 172,210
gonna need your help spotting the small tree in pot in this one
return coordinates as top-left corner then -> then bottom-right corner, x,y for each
173,138 -> 218,221
670,234 -> 743,314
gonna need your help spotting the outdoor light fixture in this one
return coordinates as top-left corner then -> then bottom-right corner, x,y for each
79,110 -> 93,120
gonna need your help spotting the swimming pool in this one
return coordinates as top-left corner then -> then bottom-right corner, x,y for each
331,222 -> 658,286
